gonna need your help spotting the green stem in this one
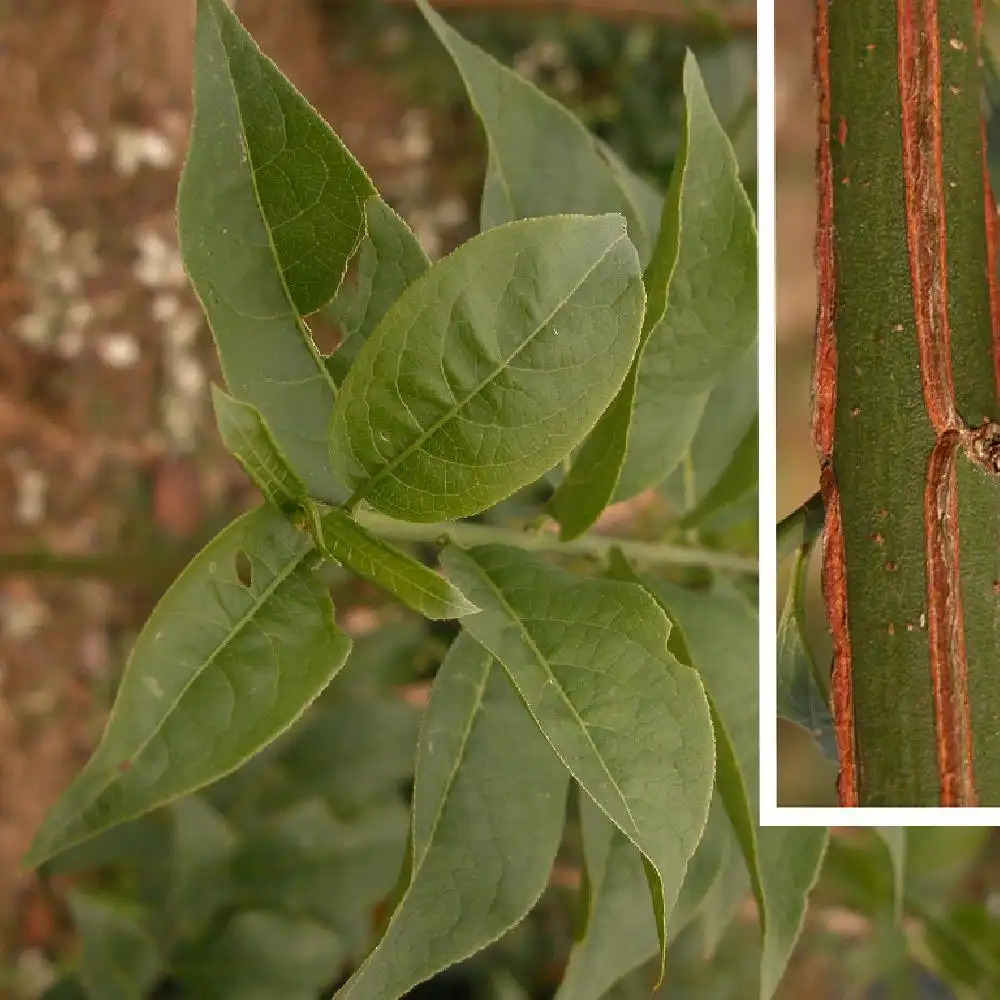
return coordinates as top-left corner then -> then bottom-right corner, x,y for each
353,510 -> 758,574
0,510 -> 758,581
816,0 -> 1000,806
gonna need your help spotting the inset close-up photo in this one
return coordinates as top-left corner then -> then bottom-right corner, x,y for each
777,0 -> 1000,810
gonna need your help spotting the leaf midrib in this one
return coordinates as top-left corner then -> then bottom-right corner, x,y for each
346,233 -> 628,508
461,554 -> 642,839
639,104 -> 689,346
320,512 -> 473,614
412,640 -> 489,868
206,0 -> 339,402
341,636 -> 491,994
229,417 -> 306,506
42,528 -> 313,854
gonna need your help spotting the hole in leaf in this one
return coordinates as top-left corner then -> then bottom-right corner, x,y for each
427,618 -> 460,645
235,549 -> 253,588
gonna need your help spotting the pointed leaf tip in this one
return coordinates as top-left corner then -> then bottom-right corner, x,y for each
181,0 -> 377,502
26,507 -> 351,867
441,544 -> 715,976
334,632 -> 568,1000
211,387 -> 308,511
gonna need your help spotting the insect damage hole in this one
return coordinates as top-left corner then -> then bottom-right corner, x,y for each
235,549 -> 253,587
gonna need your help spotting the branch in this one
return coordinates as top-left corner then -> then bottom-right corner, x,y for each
354,510 -> 758,574
0,511 -> 757,580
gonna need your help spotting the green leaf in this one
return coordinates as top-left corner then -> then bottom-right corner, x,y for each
642,577 -> 827,1000
669,796 -> 736,939
329,214 -> 644,522
67,893 -> 161,1000
548,368 -> 637,540
315,506 -> 478,619
25,506 -> 352,867
613,53 -> 756,501
441,545 -> 715,979
755,829 -> 828,999
179,0 -> 376,502
704,691 -> 757,905
638,52 -> 756,391
417,0 -> 656,260
552,49 -> 757,520
777,545 -> 836,760
874,827 -> 906,923
604,556 -> 757,909
694,843 -> 752,962
168,795 -> 236,937
556,798 -> 656,1000
677,416 -> 757,529
661,346 -> 757,516
175,910 -> 343,1000
596,141 -> 664,246
232,798 -> 410,960
612,389 -> 708,502
212,387 -> 307,510
328,197 -> 430,384
553,52 -> 749,526
273,697 -> 420,814
335,632 -> 569,1000
557,795 -> 731,1000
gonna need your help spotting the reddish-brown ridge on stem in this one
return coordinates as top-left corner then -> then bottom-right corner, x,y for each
813,0 -> 857,805
821,467 -> 858,805
897,0 -> 959,433
896,0 -> 978,804
923,432 -> 976,805
813,0 -> 838,463
976,0 -> 1000,400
